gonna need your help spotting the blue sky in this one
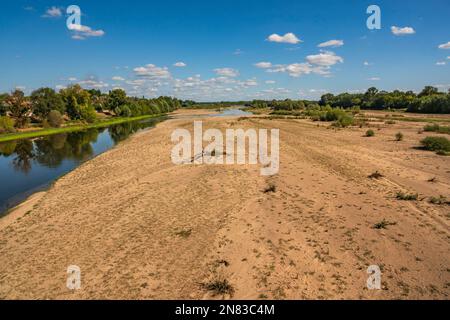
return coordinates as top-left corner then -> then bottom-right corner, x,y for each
0,0 -> 449,101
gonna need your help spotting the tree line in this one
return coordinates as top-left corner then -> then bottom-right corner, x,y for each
0,85 -> 181,133
249,86 -> 450,114
320,86 -> 450,113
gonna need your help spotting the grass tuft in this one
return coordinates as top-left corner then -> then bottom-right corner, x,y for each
396,192 -> 418,201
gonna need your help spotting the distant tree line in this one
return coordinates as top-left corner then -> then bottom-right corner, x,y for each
249,86 -> 450,114
319,86 -> 450,114
0,85 -> 181,132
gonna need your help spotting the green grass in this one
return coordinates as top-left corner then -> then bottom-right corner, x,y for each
0,114 -> 165,143
361,114 -> 450,124
423,124 -> 450,135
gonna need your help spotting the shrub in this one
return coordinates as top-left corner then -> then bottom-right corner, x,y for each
366,129 -> 375,137
201,278 -> 234,297
423,124 -> 450,135
429,196 -> 449,205
264,184 -> 276,193
47,110 -> 63,128
79,105 -> 97,123
395,132 -> 404,141
368,171 -> 384,179
0,116 -> 15,134
420,136 -> 450,152
396,192 -> 418,201
373,219 -> 396,229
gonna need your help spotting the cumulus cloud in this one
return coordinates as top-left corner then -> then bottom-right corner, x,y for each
78,79 -> 109,89
267,33 -> 301,44
318,40 -> 344,48
70,24 -> 105,40
254,62 -> 273,69
368,77 -> 381,81
391,26 -> 415,36
173,62 -> 187,67
363,61 -> 372,66
214,68 -> 239,77
436,61 -> 446,66
134,64 -> 171,79
265,80 -> 276,84
112,76 -> 125,81
306,51 -> 344,66
42,6 -> 62,18
438,41 -> 450,49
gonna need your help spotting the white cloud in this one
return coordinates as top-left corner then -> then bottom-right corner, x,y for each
134,64 -> 171,79
254,62 -> 272,69
42,6 -> 62,18
15,86 -> 26,91
233,49 -> 243,55
68,77 -> 77,81
265,80 -> 276,84
318,40 -> 344,48
56,85 -> 66,90
306,51 -> 344,66
391,26 -> 415,36
70,24 -> 105,40
267,33 -> 301,44
214,68 -> 239,77
367,77 -> 381,81
363,61 -> 372,66
173,62 -> 187,67
112,76 -> 125,81
438,42 -> 450,49
78,79 -> 109,89
436,61 -> 446,66
447,56 -> 450,59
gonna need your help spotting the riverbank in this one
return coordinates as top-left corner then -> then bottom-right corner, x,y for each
0,114 -> 166,143
0,109 -> 449,299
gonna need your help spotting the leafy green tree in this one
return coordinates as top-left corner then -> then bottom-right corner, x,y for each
4,90 -> 31,128
107,89 -> 127,111
30,87 -> 65,120
60,85 -> 92,120
418,86 -> 439,98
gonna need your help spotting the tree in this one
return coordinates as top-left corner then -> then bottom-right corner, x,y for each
418,86 -> 439,98
0,93 -> 8,116
60,85 -> 92,120
4,90 -> 31,128
107,89 -> 127,111
30,87 -> 65,120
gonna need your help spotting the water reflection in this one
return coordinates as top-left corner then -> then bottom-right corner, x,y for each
0,117 -> 165,214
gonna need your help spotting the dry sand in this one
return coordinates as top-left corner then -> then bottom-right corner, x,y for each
0,109 -> 449,299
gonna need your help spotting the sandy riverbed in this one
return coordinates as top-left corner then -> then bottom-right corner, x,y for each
0,109 -> 449,299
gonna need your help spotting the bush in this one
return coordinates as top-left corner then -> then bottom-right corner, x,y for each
79,105 -> 97,123
423,124 -> 450,135
366,129 -> 375,137
420,136 -> 450,152
47,110 -> 63,128
0,116 -> 16,134
396,192 -> 418,201
395,132 -> 404,141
